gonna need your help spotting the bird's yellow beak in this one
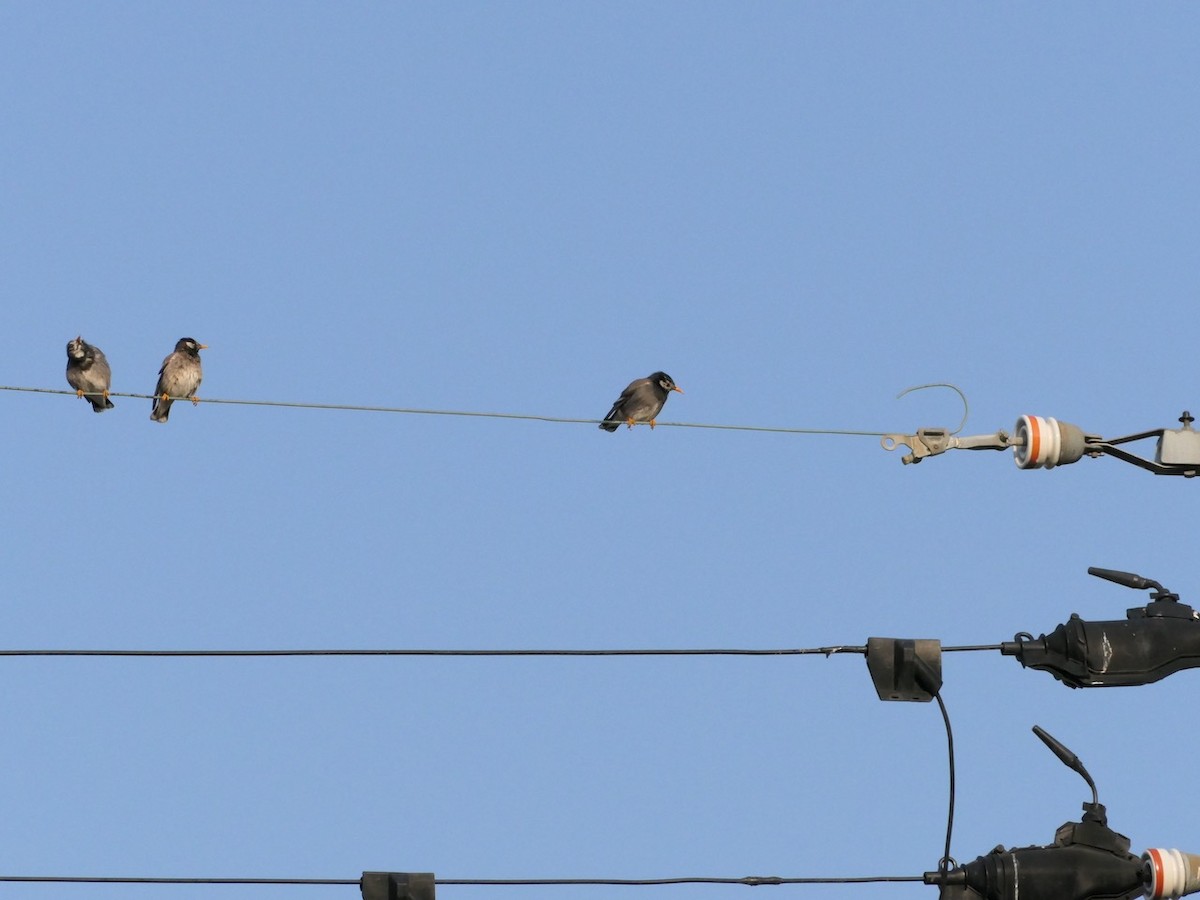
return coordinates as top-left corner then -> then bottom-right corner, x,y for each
673,386 -> 684,394
199,344 -> 209,350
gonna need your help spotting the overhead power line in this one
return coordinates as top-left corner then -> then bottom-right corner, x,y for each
0,873 -> 926,887
437,876 -> 928,886
0,644 -> 1001,658
0,384 -> 891,437
0,876 -> 357,885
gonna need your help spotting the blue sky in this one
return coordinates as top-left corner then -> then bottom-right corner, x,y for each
3,3 -> 1199,899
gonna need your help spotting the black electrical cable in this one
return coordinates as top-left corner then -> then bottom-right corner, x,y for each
0,883 -> 355,888
0,647 -> 857,657
438,876 -> 927,885
932,691 -> 956,874
0,644 -> 1000,658
942,644 -> 1002,653
0,874 -> 926,887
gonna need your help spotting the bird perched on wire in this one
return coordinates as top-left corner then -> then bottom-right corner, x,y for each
150,337 -> 207,423
65,336 -> 115,413
599,371 -> 683,431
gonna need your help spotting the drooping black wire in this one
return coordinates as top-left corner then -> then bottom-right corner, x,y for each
932,691 -> 956,874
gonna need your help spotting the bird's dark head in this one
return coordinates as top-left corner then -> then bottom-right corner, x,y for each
651,372 -> 684,394
175,337 -> 208,355
66,336 -> 90,361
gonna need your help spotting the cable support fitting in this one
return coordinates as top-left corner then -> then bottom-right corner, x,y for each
883,411 -> 1200,476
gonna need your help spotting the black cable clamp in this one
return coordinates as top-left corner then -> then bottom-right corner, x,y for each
361,872 -> 435,900
866,637 -> 943,702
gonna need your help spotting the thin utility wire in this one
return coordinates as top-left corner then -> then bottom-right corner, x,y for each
896,382 -> 969,435
0,874 -> 926,887
0,383 -> 944,437
0,644 -> 1001,658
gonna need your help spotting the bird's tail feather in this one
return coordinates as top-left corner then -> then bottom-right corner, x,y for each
599,404 -> 622,432
150,397 -> 171,422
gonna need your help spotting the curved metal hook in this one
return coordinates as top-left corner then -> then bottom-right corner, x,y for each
896,383 -> 969,435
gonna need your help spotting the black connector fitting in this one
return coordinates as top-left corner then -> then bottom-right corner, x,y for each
927,822 -> 1145,900
925,726 -> 1150,899
1001,568 -> 1199,688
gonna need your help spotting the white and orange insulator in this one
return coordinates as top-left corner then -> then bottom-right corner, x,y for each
1013,415 -> 1088,470
1144,848 -> 1200,899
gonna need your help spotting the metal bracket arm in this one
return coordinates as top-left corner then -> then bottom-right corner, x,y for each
880,428 -> 1015,465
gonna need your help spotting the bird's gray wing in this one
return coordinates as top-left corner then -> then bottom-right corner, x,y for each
155,353 -> 175,393
619,378 -> 651,404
